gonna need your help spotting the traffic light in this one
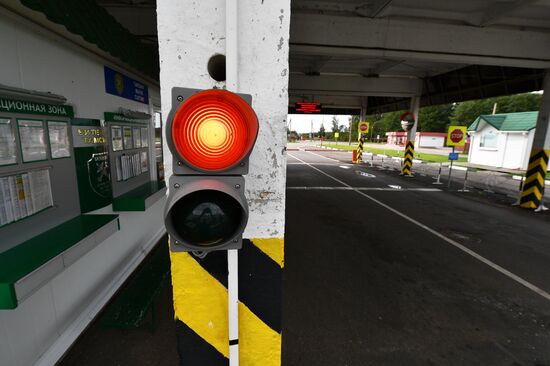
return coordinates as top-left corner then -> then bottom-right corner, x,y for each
164,87 -> 259,253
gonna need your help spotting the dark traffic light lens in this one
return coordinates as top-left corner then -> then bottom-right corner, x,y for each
168,190 -> 244,247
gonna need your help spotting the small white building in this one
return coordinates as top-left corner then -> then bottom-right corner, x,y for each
416,132 -> 448,148
467,112 -> 537,170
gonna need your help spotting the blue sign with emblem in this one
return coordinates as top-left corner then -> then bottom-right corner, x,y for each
104,66 -> 149,104
448,152 -> 459,161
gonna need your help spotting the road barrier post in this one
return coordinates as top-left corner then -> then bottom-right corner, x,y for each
534,186 -> 549,212
379,155 -> 386,170
458,168 -> 471,192
355,134 -> 364,164
433,163 -> 443,185
512,176 -> 525,206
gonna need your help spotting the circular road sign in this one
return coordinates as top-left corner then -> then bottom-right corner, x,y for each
450,129 -> 464,143
359,123 -> 368,132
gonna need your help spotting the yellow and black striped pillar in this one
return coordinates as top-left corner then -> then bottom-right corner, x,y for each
170,238 -> 284,365
401,140 -> 415,175
520,149 -> 549,209
355,135 -> 364,163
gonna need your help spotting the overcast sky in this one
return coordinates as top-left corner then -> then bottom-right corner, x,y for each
287,114 -> 352,133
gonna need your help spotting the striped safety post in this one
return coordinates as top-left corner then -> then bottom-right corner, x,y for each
401,140 -> 415,176
170,238 -> 284,365
355,135 -> 364,163
519,149 -> 549,210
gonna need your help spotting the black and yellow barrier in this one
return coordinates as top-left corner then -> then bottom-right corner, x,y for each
355,136 -> 363,163
520,149 -> 549,209
401,141 -> 415,176
171,238 -> 284,365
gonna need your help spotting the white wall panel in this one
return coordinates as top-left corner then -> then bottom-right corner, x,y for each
0,9 -> 164,366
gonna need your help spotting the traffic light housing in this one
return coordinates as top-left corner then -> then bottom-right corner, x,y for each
164,87 -> 258,253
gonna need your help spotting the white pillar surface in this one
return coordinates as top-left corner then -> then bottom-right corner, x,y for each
157,0 -> 291,238
533,72 -> 550,149
408,95 -> 421,140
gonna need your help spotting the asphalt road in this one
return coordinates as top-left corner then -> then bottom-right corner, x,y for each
282,149 -> 550,366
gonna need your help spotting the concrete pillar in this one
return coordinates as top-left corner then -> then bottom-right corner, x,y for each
157,1 -> 290,364
355,98 -> 368,162
401,95 -> 420,176
520,72 -> 550,209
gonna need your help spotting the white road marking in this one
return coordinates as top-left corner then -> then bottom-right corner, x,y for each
288,162 -> 344,166
287,186 -> 442,191
388,185 -> 402,189
339,165 -> 351,169
355,171 -> 376,178
305,150 -> 342,162
288,152 -> 550,303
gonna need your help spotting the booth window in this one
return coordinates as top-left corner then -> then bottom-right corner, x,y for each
480,131 -> 497,148
0,118 -> 17,166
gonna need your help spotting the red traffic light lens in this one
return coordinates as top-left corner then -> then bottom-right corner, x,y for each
172,89 -> 259,171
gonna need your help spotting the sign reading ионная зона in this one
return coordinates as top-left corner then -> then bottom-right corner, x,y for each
0,98 -> 74,117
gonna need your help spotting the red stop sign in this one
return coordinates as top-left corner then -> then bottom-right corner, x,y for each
359,124 -> 368,132
450,129 -> 464,143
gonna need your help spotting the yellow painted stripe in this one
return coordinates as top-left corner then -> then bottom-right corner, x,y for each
520,201 -> 538,209
521,186 -> 542,200
528,159 -> 546,171
170,251 -> 230,358
170,240 -> 285,365
524,173 -> 544,186
240,302 -> 282,366
251,238 -> 285,268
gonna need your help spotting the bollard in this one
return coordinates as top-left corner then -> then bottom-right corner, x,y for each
511,176 -> 524,206
458,168 -> 470,192
534,186 -> 549,212
379,156 -> 386,170
433,162 -> 443,185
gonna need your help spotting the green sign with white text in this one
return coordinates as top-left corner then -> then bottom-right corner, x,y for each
0,98 -> 74,117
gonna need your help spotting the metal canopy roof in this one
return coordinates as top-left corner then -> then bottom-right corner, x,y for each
289,0 -> 550,114
20,0 -> 549,114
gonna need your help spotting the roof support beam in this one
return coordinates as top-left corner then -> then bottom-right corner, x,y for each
289,74 -> 423,98
290,13 -> 550,69
478,0 -> 538,27
355,0 -> 393,18
364,59 -> 404,76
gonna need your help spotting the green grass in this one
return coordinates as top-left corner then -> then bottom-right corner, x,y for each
323,144 -> 467,163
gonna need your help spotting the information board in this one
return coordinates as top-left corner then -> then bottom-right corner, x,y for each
18,119 -> 47,162
0,118 -> 16,166
71,119 -> 112,213
0,169 -> 53,227
104,66 -> 149,104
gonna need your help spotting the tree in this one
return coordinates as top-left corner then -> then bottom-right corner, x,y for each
319,123 -> 326,137
451,93 -> 542,125
348,115 -> 360,143
331,116 -> 339,133
377,110 -> 404,135
418,104 -> 453,132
